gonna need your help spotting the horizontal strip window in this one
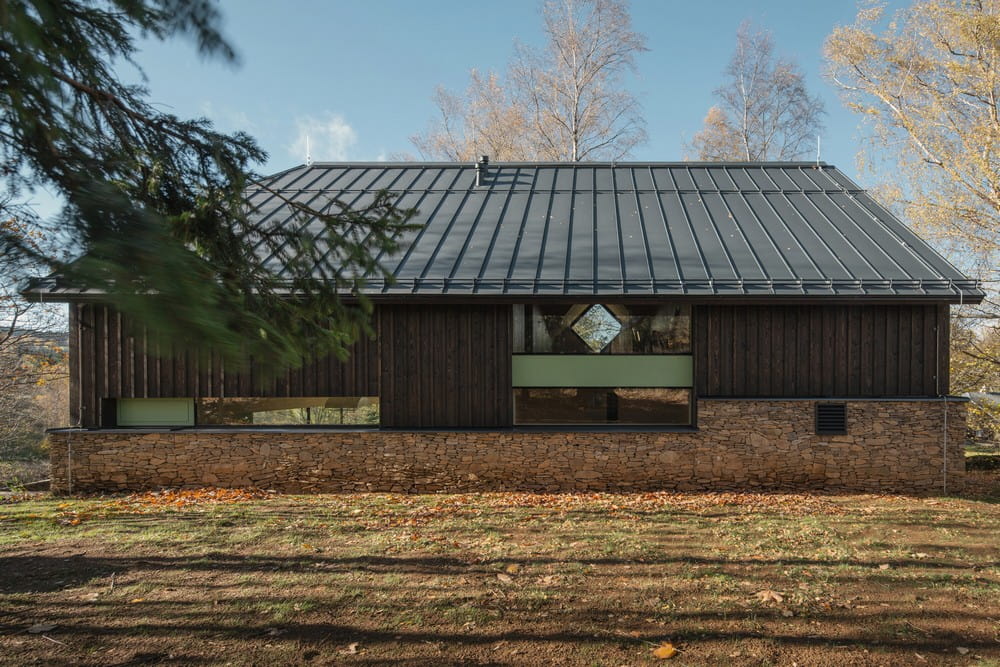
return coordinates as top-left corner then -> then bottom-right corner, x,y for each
197,397 -> 379,426
109,397 -> 379,427
512,355 -> 692,388
116,398 -> 194,427
515,388 -> 692,426
513,303 -> 690,354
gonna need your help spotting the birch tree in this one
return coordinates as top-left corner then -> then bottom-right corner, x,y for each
825,0 -> 1000,367
687,22 -> 825,161
412,0 -> 647,161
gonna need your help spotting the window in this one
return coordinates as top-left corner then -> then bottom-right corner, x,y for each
512,304 -> 693,426
514,304 -> 690,354
514,388 -> 691,425
196,397 -> 379,426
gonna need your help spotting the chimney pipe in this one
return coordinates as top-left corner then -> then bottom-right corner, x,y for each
475,155 -> 489,187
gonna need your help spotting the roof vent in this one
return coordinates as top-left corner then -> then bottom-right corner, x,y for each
475,155 -> 489,187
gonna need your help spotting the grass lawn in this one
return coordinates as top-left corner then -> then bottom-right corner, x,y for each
1,477 -> 998,666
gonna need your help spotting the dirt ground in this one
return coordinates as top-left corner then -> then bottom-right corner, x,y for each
0,475 -> 998,666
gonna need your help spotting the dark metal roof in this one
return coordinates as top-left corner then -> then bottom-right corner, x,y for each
30,161 -> 985,301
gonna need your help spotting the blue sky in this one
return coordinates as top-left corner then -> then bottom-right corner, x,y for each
121,0 -> 889,184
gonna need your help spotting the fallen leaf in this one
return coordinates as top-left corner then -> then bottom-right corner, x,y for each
781,609 -> 794,617
652,642 -> 678,659
342,642 -> 359,655
128,598 -> 145,604
912,552 -> 929,559
505,564 -> 520,574
628,630 -> 642,638
878,564 -> 891,570
496,573 -> 513,584
26,624 -> 56,634
957,647 -> 970,655
538,575 -> 561,586
755,589 -> 784,604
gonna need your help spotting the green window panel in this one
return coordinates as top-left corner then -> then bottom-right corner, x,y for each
511,355 -> 693,388
117,398 -> 194,427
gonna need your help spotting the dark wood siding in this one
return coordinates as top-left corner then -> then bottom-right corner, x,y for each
694,304 -> 949,398
71,303 -> 379,427
378,304 -> 512,428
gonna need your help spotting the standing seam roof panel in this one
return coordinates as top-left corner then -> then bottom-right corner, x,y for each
148,161 -> 981,301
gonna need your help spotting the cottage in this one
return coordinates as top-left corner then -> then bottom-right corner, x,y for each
31,161 -> 984,493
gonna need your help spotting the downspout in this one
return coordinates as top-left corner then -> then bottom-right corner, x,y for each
942,397 -> 948,496
67,430 -> 73,496
940,290 -> 964,495
935,304 -> 944,494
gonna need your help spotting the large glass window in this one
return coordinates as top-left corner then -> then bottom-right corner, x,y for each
513,304 -> 690,354
512,303 -> 692,426
514,388 -> 691,425
196,397 -> 379,426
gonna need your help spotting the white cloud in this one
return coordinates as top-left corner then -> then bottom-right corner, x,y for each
289,113 -> 357,162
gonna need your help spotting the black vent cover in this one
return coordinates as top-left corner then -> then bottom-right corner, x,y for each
815,403 -> 847,435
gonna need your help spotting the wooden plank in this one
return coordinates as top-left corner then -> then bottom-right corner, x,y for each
923,305 -> 937,395
95,304 -> 108,412
909,306 -> 923,396
834,305 -> 848,396
870,306 -> 886,396
106,309 -> 120,398
732,305 -> 746,396
79,305 -> 97,425
795,305 -> 810,396
68,304 -> 81,425
719,306 -> 733,396
898,306 -> 912,393
848,306 -> 861,396
939,304 -> 950,394
772,307 -> 786,396
120,312 -> 134,398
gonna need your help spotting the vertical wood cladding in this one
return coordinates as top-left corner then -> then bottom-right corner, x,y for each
694,304 -> 949,398
378,304 -> 513,429
71,303 -> 379,427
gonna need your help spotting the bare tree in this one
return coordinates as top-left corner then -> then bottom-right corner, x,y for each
1,216 -> 67,463
687,22 -> 825,161
412,0 -> 647,162
825,0 -> 1000,367
411,71 -> 532,161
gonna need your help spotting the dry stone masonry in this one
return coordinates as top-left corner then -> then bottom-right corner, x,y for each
49,400 -> 967,494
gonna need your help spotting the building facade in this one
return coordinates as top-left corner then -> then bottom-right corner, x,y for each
34,162 -> 982,493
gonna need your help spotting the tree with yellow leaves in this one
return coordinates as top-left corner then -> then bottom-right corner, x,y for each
825,1 -> 1000,354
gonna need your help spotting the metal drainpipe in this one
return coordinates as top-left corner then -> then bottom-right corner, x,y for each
67,430 -> 73,496
942,397 -> 948,496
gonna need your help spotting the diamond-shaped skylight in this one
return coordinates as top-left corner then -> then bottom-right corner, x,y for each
571,304 -> 622,352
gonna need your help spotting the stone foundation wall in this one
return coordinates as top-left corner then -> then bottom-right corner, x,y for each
48,400 -> 967,494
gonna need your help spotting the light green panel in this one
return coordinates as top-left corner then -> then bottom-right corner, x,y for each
512,355 -> 693,388
117,398 -> 194,427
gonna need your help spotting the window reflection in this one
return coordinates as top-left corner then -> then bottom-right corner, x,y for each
196,397 -> 379,426
514,304 -> 690,354
514,388 -> 691,425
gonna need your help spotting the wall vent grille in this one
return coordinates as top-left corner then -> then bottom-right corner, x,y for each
815,402 -> 848,435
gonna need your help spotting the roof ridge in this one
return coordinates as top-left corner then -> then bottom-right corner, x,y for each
285,160 -> 836,169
